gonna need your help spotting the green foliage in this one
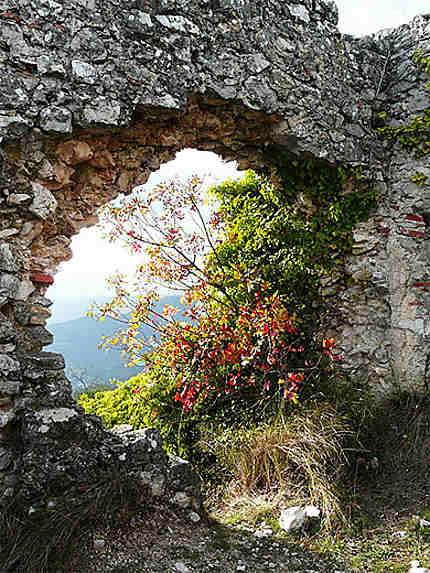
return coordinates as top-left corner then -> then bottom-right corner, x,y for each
411,171 -> 428,187
81,154 -> 377,476
79,365 -> 214,460
79,376 -> 150,430
378,51 -> 430,160
211,152 -> 377,319
79,365 -> 201,458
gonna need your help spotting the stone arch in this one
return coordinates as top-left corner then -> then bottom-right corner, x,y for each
10,97 -> 280,282
0,0 -> 429,543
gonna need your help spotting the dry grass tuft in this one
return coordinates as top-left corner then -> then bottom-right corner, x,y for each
202,402 -> 354,530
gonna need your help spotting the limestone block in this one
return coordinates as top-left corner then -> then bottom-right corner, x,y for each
0,244 -> 18,273
19,221 -> 44,245
139,469 -> 166,496
54,163 -> 75,187
128,11 -> 154,30
40,106 -> 72,134
29,294 -> 53,308
23,325 -> 53,348
30,304 -> 51,325
37,55 -> 66,77
35,407 -> 78,433
289,4 -> 310,23
29,182 -> 57,219
0,317 -> 16,344
83,98 -> 121,125
0,113 -> 31,134
0,379 -> 21,395
0,273 -> 20,306
173,491 -> 192,508
0,448 -> 12,470
155,15 -> 200,34
0,354 -> 20,376
38,159 -> 56,180
0,410 -> 15,428
72,60 -> 98,84
15,279 -> 36,301
0,228 -> 19,240
22,351 -> 65,379
75,0 -> 96,8
7,193 -> 31,205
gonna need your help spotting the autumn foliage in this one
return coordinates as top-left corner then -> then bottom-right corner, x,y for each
88,171 -> 340,428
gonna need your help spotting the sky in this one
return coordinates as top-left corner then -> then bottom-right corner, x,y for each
47,0 -> 428,323
336,0 -> 428,36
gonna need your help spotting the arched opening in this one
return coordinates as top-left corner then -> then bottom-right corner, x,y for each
0,0 -> 429,568
46,148 -> 244,391
0,98 -> 285,522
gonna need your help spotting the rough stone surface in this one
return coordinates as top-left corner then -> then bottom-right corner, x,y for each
0,0 -> 428,559
29,182 -> 57,220
278,505 -> 321,532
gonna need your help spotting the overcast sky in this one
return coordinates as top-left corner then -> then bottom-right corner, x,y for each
336,0 -> 428,36
47,0 -> 428,323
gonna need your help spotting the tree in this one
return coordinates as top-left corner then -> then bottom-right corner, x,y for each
89,170 -> 339,423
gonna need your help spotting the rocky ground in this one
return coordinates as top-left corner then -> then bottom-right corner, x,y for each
67,513 -> 351,573
62,455 -> 430,573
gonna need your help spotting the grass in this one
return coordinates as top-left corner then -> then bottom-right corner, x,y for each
0,470 -> 151,573
4,380 -> 430,572
203,401 -> 354,530
206,391 -> 430,572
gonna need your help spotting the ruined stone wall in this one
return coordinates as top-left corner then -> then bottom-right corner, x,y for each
0,0 -> 428,523
335,17 -> 430,393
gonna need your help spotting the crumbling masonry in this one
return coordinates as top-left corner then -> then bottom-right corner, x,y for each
0,0 -> 429,519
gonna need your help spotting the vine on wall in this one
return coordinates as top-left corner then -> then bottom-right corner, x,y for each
378,51 -> 430,187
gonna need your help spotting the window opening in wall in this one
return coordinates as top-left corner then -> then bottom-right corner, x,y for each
46,149 -> 242,394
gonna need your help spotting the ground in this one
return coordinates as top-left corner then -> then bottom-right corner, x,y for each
65,461 -> 430,573
67,513 -> 351,573
54,395 -> 430,573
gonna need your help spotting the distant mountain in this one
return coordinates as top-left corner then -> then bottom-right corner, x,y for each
48,295 -> 181,387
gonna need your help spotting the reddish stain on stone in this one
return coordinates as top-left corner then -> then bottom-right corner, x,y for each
31,273 -> 54,285
392,205 -> 400,211
377,226 -> 390,234
407,230 -> 425,239
405,214 -> 425,223
409,301 -> 424,306
412,282 -> 430,288
399,227 -> 425,238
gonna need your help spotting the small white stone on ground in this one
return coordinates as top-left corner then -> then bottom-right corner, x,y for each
304,505 -> 321,519
279,505 -> 321,532
94,538 -> 106,550
279,507 -> 306,531
189,511 -> 201,523
174,562 -> 191,573
408,560 -> 430,573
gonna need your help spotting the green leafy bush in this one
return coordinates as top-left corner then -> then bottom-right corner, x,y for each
81,155 -> 377,471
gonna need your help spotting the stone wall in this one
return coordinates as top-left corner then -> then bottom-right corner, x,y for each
0,0 -> 428,529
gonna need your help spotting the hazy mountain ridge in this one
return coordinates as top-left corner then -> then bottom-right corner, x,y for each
48,295 -> 181,387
